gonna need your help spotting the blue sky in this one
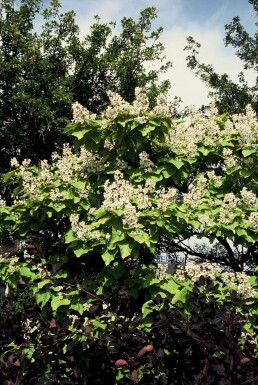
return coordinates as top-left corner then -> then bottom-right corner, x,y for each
48,0 -> 257,107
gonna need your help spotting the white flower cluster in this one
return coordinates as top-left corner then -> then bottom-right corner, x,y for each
102,171 -> 177,228
184,175 -> 208,207
169,110 -> 220,157
102,170 -> 152,228
10,157 -> 20,168
80,146 -> 102,173
103,170 -> 135,211
72,101 -> 96,123
54,144 -> 79,183
206,170 -> 222,183
168,104 -> 258,157
70,213 -> 102,242
103,91 -> 132,120
222,148 -> 238,169
103,88 -> 172,121
18,144 -> 100,202
151,93 -> 172,117
219,193 -> 240,225
241,187 -> 257,206
0,255 -> 19,274
156,263 -> 168,280
174,262 -> 256,299
68,314 -> 79,326
103,139 -> 114,150
139,151 -> 154,172
0,196 -> 6,207
169,120 -> 202,157
223,193 -> 240,209
222,271 -> 256,298
198,214 -> 214,228
116,159 -> 129,170
180,262 -> 221,282
230,104 -> 258,147
49,188 -> 66,202
241,329 -> 257,345
23,318 -> 38,339
156,187 -> 177,211
133,87 -> 149,114
40,160 -> 52,183
20,165 -> 39,199
248,212 -> 258,229
36,263 -> 51,278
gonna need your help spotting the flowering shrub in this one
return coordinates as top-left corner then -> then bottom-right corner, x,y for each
0,89 -> 258,383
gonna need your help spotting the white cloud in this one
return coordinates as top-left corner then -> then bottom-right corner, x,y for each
161,24 -> 257,107
67,0 -> 256,109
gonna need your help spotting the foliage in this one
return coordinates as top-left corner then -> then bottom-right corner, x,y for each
0,264 -> 257,384
185,36 -> 256,115
185,0 -> 258,115
0,90 -> 258,382
0,0 -> 171,175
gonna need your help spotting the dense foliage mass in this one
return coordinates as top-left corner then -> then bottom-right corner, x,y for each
0,90 -> 258,383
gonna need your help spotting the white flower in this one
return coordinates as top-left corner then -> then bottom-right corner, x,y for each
72,101 -> 96,123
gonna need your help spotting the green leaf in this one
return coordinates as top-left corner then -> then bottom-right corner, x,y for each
111,227 -> 125,243
70,303 -> 84,315
72,129 -> 88,140
240,169 -> 254,177
140,124 -> 156,136
142,275 -> 160,288
20,266 -> 37,280
248,276 -> 257,287
172,286 -> 190,304
236,228 -> 248,237
168,158 -> 184,169
51,297 -> 71,311
219,140 -> 235,147
45,209 -> 53,218
36,292 -> 51,308
160,277 -> 180,293
129,231 -> 150,246
162,164 -> 177,178
118,240 -> 135,259
52,203 -> 66,212
198,146 -> 210,156
95,214 -> 111,225
242,148 -> 257,157
109,262 -> 127,279
102,248 -> 117,265
65,230 -> 78,243
3,170 -> 17,181
37,279 -> 51,289
74,244 -> 92,257
142,300 -> 153,318
94,207 -> 107,219
72,181 -> 86,189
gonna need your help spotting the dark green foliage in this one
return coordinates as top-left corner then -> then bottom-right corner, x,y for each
0,0 -> 171,174
0,276 -> 257,384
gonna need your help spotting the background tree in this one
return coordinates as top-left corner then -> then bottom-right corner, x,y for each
0,0 -> 171,174
184,0 -> 258,115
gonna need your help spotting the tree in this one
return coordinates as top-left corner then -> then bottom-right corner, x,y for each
184,0 -> 258,115
0,0 -> 171,174
0,90 -> 257,383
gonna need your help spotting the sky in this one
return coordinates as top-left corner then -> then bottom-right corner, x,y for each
55,0 -> 257,107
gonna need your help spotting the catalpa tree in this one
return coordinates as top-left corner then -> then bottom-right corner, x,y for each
2,89 -> 258,271
0,89 -> 258,383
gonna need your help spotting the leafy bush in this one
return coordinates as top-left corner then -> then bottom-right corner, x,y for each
0,89 -> 258,383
